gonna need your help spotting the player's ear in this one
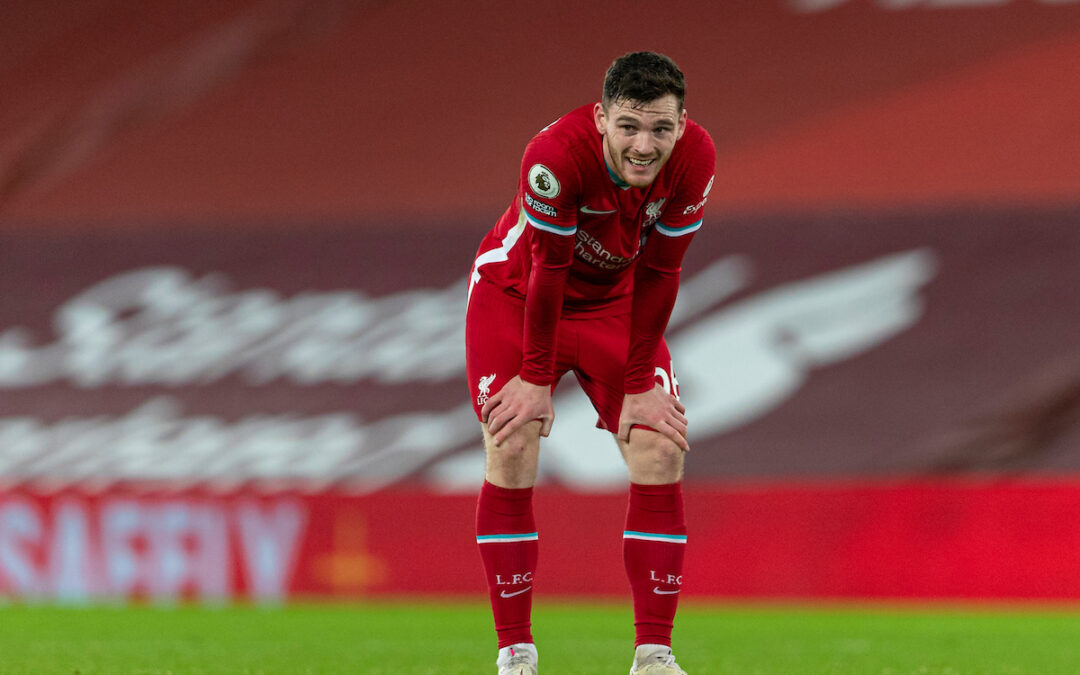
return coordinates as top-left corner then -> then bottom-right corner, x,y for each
593,102 -> 607,135
676,108 -> 688,141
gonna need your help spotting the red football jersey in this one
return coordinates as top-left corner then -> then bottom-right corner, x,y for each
469,104 -> 716,392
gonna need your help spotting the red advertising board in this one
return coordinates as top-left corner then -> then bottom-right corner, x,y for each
6,481 -> 1080,602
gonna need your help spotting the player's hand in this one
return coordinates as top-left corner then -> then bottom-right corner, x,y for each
617,385 -> 689,452
481,375 -> 554,445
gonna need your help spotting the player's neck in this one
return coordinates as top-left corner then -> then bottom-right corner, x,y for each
605,160 -> 632,190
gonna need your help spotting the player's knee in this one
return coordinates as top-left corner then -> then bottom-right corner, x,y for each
482,421 -> 541,488
646,434 -> 684,469
485,452 -> 537,489
483,420 -> 541,456
627,431 -> 684,483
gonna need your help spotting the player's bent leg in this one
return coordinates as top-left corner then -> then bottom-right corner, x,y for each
477,421 -> 543,668
617,428 -> 688,671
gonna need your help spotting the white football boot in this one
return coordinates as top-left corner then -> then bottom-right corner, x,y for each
496,642 -> 538,675
629,644 -> 688,674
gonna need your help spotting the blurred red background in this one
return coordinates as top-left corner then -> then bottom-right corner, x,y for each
1,0 -> 1079,601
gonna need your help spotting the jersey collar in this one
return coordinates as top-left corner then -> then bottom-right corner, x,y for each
605,160 -> 632,190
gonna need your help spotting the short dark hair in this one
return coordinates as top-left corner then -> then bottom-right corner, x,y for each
602,52 -> 686,111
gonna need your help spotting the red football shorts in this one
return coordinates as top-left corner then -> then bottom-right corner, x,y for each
465,279 -> 679,433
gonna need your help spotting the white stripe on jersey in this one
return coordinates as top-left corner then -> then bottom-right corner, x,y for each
523,210 -> 576,236
655,218 -> 703,237
469,207 -> 527,300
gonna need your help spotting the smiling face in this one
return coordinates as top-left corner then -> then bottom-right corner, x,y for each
594,94 -> 687,189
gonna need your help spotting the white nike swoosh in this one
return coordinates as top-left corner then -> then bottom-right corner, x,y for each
500,586 -> 532,598
580,205 -> 617,215
652,587 -> 680,595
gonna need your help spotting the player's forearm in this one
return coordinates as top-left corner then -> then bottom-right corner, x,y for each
520,260 -> 570,386
623,227 -> 695,392
624,262 -> 680,393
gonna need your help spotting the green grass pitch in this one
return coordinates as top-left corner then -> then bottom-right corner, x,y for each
2,600 -> 1080,674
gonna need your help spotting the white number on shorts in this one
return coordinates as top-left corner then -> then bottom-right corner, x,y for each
654,361 -> 680,400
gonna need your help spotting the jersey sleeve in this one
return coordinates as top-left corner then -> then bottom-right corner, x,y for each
655,124 -> 717,237
517,136 -> 580,386
623,231 -> 693,393
623,129 -> 717,393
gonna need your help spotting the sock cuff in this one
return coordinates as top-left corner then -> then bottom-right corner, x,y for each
626,481 -> 685,535
480,480 -> 535,515
629,481 -> 682,497
629,481 -> 684,514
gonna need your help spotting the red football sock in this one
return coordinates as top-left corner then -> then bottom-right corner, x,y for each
476,480 -> 538,648
623,482 -> 687,647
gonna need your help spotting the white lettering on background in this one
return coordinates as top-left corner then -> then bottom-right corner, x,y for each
0,250 -> 937,490
0,499 -> 44,595
0,268 -> 465,388
235,500 -> 306,602
0,497 -> 305,602
51,500 -> 96,600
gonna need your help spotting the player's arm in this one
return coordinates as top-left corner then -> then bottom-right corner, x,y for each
618,133 -> 716,450
483,156 -> 579,445
483,231 -> 572,444
617,226 -> 696,450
